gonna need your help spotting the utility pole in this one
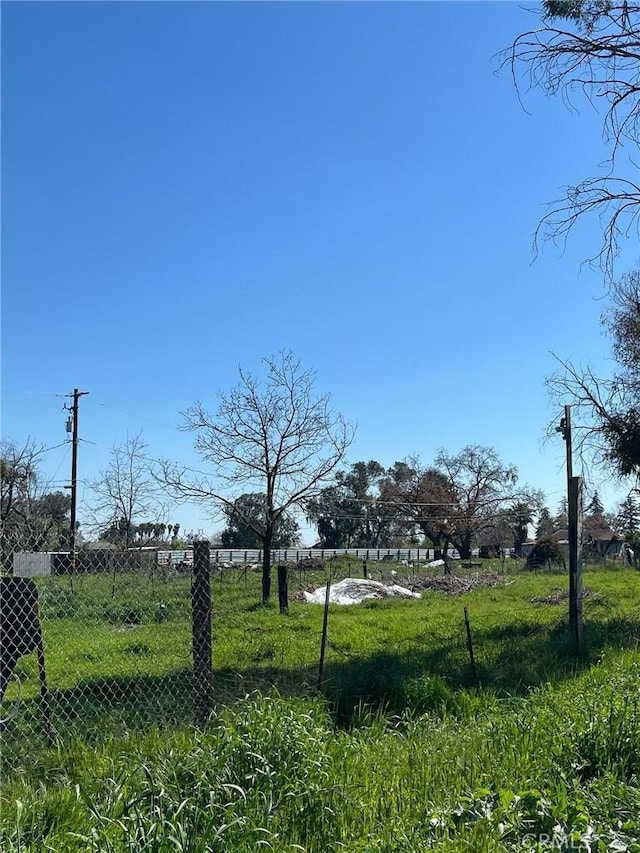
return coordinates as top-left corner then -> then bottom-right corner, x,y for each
65,389 -> 89,575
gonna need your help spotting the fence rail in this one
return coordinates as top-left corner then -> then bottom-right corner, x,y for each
160,547 -> 452,566
8,548 -> 455,578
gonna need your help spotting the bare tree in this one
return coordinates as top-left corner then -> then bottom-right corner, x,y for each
1,438 -> 70,566
384,448 -> 541,561
88,433 -> 163,549
505,1 -> 640,280
546,268 -> 640,485
381,458 -> 459,557
221,493 -> 300,548
161,351 -> 355,604
1,439 -> 41,552
434,446 -> 542,561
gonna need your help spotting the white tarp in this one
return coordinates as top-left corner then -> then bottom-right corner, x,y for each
303,577 -> 421,606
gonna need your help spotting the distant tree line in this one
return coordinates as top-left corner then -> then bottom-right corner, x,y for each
3,345 -> 639,605
304,448 -> 543,560
99,520 -> 182,548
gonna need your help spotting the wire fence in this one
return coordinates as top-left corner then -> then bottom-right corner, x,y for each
2,537 -> 639,775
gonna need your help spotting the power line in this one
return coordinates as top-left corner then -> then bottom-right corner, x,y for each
0,390 -> 67,396
42,445 -> 71,489
323,495 -> 542,509
38,440 -> 71,455
76,439 -> 588,519
93,399 -> 179,432
78,438 -> 225,484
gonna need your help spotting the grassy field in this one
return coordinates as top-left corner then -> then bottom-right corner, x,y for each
1,560 -> 639,851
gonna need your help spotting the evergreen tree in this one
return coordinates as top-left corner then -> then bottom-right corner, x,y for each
586,491 -> 605,515
536,506 -> 555,540
616,494 -> 640,533
554,498 -> 568,531
221,493 -> 299,549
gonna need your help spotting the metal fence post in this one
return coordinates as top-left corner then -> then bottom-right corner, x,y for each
191,539 -> 213,727
317,575 -> 332,692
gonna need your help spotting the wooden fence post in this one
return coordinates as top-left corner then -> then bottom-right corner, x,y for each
277,564 -> 289,614
191,540 -> 213,727
568,476 -> 584,654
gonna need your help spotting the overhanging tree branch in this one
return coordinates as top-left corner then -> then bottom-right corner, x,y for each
503,1 -> 640,280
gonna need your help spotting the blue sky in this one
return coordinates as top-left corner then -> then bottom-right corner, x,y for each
2,1 -> 636,542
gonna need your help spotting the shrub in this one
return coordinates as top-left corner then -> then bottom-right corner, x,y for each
526,538 -> 566,570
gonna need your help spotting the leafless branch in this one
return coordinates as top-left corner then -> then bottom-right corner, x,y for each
501,2 -> 640,280
159,351 -> 355,602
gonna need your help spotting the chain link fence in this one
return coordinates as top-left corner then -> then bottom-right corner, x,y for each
1,541 -> 209,761
2,536 -> 639,776
1,539 -> 344,762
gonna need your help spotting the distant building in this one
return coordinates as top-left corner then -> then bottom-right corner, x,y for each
12,552 -> 71,577
551,527 -> 622,561
523,526 -> 623,562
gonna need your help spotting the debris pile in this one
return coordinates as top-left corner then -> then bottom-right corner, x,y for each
531,587 -> 597,605
408,572 -> 504,596
289,557 -> 326,571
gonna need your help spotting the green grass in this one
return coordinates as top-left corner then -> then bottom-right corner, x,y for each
1,561 -> 639,851
2,660 -> 640,851
4,561 -> 640,725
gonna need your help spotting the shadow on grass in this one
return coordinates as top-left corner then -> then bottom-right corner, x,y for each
0,664 -> 320,767
319,612 -> 640,720
2,613 -> 638,766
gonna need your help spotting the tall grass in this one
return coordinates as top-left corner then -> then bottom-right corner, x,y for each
1,563 -> 639,851
2,657 -> 639,851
